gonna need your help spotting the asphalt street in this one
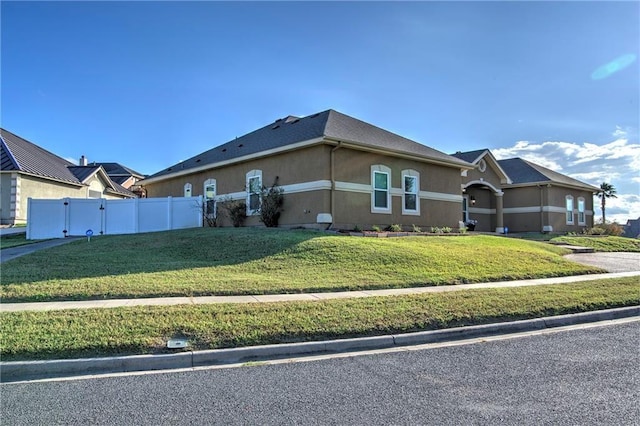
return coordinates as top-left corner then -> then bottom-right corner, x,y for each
2,321 -> 638,425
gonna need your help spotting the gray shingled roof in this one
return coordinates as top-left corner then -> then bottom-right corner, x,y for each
91,162 -> 145,179
0,128 -> 136,197
145,109 -> 471,181
451,149 -> 488,164
498,158 -> 598,190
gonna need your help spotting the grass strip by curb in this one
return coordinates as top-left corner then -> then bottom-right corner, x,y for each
1,277 -> 637,361
551,236 -> 640,252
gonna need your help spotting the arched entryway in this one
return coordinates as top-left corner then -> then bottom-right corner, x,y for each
462,180 -> 504,233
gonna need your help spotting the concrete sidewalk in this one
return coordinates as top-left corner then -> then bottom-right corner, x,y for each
1,237 -> 80,263
2,271 -> 639,312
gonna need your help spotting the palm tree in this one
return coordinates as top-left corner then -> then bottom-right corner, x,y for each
598,182 -> 617,224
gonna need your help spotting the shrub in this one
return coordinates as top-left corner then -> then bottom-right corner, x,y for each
430,226 -> 441,233
219,197 -> 247,227
371,225 -> 382,233
387,224 -> 402,232
412,224 -> 422,233
459,227 -> 468,234
259,179 -> 284,228
587,227 -> 606,235
442,226 -> 452,234
353,225 -> 362,232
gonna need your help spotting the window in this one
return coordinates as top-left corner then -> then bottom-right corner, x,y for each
402,170 -> 420,215
566,195 -> 574,224
462,196 -> 469,222
184,183 -> 192,197
371,165 -> 391,213
204,179 -> 216,217
246,170 -> 262,215
578,197 -> 585,225
478,159 -> 487,173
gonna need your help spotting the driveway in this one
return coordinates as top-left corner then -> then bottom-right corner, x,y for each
565,252 -> 640,273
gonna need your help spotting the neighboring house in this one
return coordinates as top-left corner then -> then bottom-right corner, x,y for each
89,162 -> 147,197
452,149 -> 599,233
0,128 -> 136,226
624,217 -> 640,238
141,109 -> 474,230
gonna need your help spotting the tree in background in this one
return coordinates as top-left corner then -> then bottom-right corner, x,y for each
598,182 -> 617,224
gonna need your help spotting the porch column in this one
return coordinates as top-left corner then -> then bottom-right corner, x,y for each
495,192 -> 504,233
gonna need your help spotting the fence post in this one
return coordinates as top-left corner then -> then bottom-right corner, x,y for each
167,196 -> 173,230
26,197 -> 32,240
100,199 -> 106,235
198,195 -> 204,227
63,198 -> 70,238
134,197 -> 139,234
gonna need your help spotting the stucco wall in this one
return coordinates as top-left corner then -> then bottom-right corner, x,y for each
502,185 -> 595,233
143,144 -> 465,229
0,173 -> 13,223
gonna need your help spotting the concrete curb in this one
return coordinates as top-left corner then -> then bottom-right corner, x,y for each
2,306 -> 638,383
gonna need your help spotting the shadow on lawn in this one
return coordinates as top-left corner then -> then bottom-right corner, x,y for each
0,227 -> 323,286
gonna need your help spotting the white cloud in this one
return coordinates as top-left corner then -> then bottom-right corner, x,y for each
492,130 -> 640,224
613,126 -> 628,138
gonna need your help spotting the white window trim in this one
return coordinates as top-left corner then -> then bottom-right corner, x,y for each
246,170 -> 262,216
371,165 -> 391,214
462,195 -> 469,222
402,169 -> 420,216
577,197 -> 586,225
184,183 -> 192,198
204,178 -> 217,218
566,195 -> 574,225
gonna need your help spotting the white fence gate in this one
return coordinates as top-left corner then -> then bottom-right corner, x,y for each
26,196 -> 203,240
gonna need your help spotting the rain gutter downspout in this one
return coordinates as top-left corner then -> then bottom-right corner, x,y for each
329,142 -> 342,229
538,184 -> 545,232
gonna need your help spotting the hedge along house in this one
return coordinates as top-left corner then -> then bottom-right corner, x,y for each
141,110 -> 474,230
0,129 -> 136,226
453,149 -> 599,233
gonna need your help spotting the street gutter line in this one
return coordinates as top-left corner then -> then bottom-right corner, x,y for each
5,316 -> 638,385
2,306 -> 637,384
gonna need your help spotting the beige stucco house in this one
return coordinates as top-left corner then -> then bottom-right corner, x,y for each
453,149 -> 598,233
141,110 -> 474,230
0,128 -> 136,225
141,110 -> 599,234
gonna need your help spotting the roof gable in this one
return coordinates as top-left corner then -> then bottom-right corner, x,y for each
452,149 -> 511,184
0,129 -> 81,185
0,128 -> 137,198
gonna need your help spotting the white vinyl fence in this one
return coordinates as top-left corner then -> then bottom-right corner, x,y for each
26,196 -> 203,240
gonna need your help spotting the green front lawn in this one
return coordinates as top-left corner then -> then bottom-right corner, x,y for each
551,236 -> 640,252
0,228 -> 604,302
1,277 -> 637,361
0,233 -> 36,249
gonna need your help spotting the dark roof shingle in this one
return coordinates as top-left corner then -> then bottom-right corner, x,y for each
145,109 -> 470,181
498,158 -> 598,190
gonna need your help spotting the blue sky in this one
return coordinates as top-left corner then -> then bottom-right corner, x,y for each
2,1 -> 638,222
